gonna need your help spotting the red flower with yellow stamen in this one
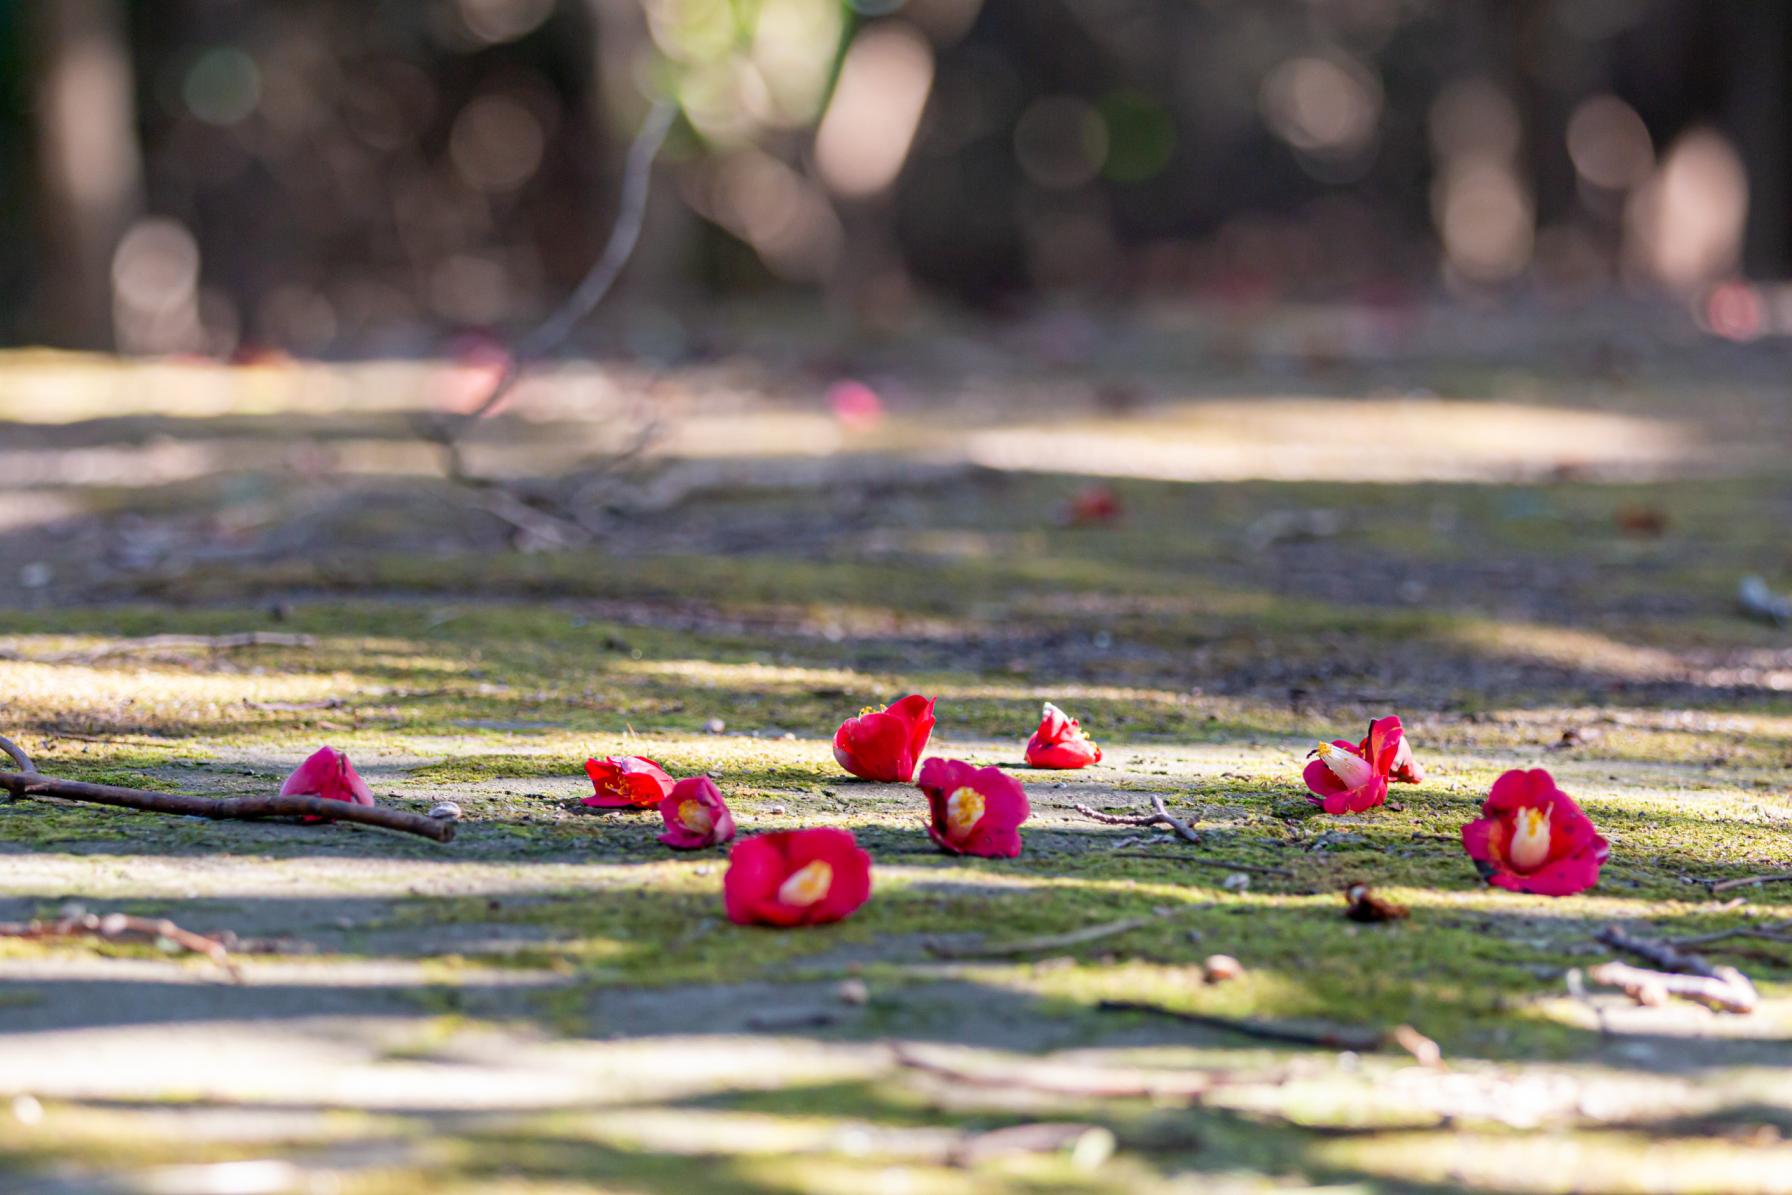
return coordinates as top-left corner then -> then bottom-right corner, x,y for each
723,827 -> 873,927
1302,716 -> 1420,815
583,755 -> 675,809
1461,768 -> 1608,896
657,776 -> 736,850
917,758 -> 1030,858
832,694 -> 936,783
1025,702 -> 1102,770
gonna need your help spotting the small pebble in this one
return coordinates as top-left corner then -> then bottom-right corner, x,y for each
429,802 -> 463,821
11,1094 -> 42,1126
836,979 -> 870,1006
1202,954 -> 1244,983
18,563 -> 51,589
766,805 -> 786,815
1222,872 -> 1250,892
703,718 -> 726,734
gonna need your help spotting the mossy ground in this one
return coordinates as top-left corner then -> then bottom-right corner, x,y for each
4,316 -> 1792,1191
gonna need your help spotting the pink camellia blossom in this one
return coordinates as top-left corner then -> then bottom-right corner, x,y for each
1303,716 -> 1412,815
1461,768 -> 1609,897
1025,702 -> 1102,769
658,776 -> 736,851
827,379 -> 884,429
723,827 -> 872,927
833,694 -> 936,783
916,758 -> 1030,858
279,746 -> 375,821
583,756 -> 675,809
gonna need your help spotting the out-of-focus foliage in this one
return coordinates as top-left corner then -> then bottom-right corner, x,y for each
3,0 -> 1787,352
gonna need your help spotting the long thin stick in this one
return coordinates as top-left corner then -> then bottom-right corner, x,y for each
0,770 -> 453,842
1668,920 -> 1792,948
1097,999 -> 1392,1054
0,736 -> 452,842
1710,872 -> 1792,895
890,1043 -> 1213,1100
0,632 -> 315,664
927,914 -> 1161,959
0,912 -> 241,982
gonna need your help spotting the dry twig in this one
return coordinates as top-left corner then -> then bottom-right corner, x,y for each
890,1043 -> 1213,1100
0,734 -> 453,843
1587,962 -> 1758,1014
927,913 -> 1164,960
1072,795 -> 1201,844
1593,924 -> 1758,1013
1071,797 -> 1291,876
1098,999 -> 1439,1063
0,911 -> 241,982
0,632 -> 316,665
1668,920 -> 1792,948
423,98 -> 679,543
1710,872 -> 1792,895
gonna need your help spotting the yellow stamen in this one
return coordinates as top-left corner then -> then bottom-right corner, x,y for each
945,786 -> 986,837
677,799 -> 713,835
858,704 -> 887,718
1507,806 -> 1553,873
778,860 -> 834,906
1315,742 -> 1374,788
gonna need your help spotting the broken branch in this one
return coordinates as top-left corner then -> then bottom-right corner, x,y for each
0,911 -> 241,982
1586,961 -> 1758,1014
1097,999 -> 1437,1062
890,1043 -> 1213,1100
1072,795 -> 1201,844
1593,924 -> 1758,1013
0,632 -> 316,664
1709,872 -> 1792,895
926,913 -> 1163,960
0,734 -> 452,842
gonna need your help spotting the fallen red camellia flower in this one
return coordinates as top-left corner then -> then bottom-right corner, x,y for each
583,755 -> 676,809
658,776 -> 736,850
1025,701 -> 1102,769
917,757 -> 1030,858
833,694 -> 936,783
1303,715 -> 1424,812
1303,715 -> 1417,814
1461,768 -> 1609,896
723,827 -> 873,927
280,746 -> 375,821
1065,483 -> 1122,525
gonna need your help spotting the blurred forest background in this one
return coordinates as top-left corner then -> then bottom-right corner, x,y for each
4,0 -> 1789,357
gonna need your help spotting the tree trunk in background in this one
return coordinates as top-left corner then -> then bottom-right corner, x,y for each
1724,1 -> 1789,277
31,0 -> 142,349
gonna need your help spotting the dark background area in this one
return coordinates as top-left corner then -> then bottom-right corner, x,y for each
1,0 -> 1787,355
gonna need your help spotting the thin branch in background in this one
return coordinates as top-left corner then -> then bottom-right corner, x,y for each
0,632 -> 315,665
1709,872 -> 1792,895
1096,999 -> 1407,1056
428,97 -> 680,534
0,911 -> 241,982
0,733 -> 453,843
926,913 -> 1163,960
1667,920 -> 1792,948
889,1043 -> 1215,1100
